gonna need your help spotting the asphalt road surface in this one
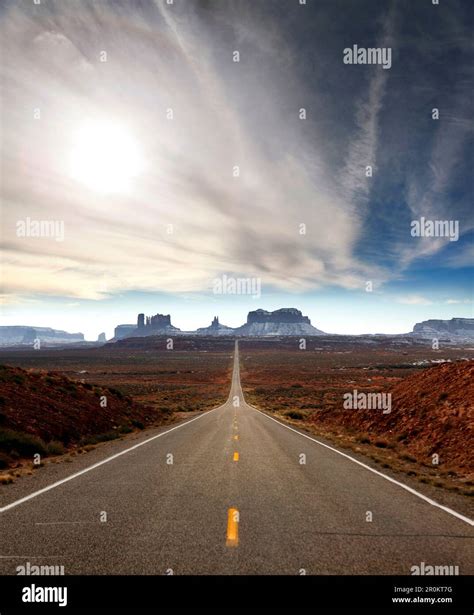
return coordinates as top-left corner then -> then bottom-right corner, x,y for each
1,342 -> 473,575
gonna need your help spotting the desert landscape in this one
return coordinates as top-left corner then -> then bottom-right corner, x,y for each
239,338 -> 474,499
1,334 -> 472,507
0,337 -> 234,479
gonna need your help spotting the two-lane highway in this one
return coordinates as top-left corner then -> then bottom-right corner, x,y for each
1,342 -> 473,574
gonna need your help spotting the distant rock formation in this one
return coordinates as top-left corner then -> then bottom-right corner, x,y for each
114,313 -> 181,340
114,324 -> 137,340
247,308 -> 311,325
236,308 -> 325,336
194,309 -> 326,336
196,316 -> 234,336
0,326 -> 84,347
411,318 -> 474,340
97,332 -> 107,343
112,308 -> 326,340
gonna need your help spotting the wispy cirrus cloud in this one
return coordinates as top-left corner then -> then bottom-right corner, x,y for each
339,5 -> 397,206
0,0 -> 471,308
396,295 -> 433,306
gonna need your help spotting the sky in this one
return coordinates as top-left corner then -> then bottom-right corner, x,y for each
1,0 -> 473,340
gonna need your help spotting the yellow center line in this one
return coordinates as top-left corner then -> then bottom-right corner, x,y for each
233,452 -> 239,462
226,507 -> 239,547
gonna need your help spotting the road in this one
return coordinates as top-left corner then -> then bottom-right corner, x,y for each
1,341 -> 473,575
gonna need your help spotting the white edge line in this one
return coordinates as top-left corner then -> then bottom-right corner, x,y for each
0,404 -> 223,514
249,405 -> 474,527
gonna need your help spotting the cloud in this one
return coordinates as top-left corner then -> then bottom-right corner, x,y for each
339,7 -> 396,206
445,298 -> 471,305
396,295 -> 433,306
0,0 -> 470,305
0,0 -> 376,301
442,242 -> 474,269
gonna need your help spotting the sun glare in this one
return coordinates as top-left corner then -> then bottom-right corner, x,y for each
69,121 -> 143,193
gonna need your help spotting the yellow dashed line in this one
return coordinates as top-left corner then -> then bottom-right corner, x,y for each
226,508 -> 239,547
233,452 -> 239,462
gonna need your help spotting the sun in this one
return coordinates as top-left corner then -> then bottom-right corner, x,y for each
69,121 -> 143,193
